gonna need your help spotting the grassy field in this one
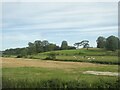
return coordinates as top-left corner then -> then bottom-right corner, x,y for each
2,48 -> 119,88
2,57 -> 119,88
26,48 -> 119,65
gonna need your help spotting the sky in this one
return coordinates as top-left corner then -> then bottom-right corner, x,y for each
1,2 -> 118,50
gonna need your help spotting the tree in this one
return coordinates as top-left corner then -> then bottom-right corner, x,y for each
20,48 -> 28,57
68,46 -> 76,49
74,42 -> 80,49
34,40 -> 44,53
42,40 -> 49,46
96,36 -> 106,48
61,41 -> 68,50
28,42 -> 36,54
47,44 -> 56,51
74,40 -> 89,49
105,35 -> 119,51
42,40 -> 49,52
83,43 -> 89,50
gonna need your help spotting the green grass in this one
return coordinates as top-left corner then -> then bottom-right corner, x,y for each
27,48 -> 119,65
39,48 -> 118,56
3,48 -> 119,65
2,48 -> 119,88
55,56 -> 119,65
2,67 -> 119,88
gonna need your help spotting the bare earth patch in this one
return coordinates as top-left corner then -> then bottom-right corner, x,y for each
83,71 -> 119,76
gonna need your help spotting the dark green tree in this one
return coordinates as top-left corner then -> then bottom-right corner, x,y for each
42,40 -> 49,52
105,35 -> 119,51
42,40 -> 49,46
47,44 -> 56,51
96,36 -> 106,48
20,48 -> 28,56
34,40 -> 44,53
61,41 -> 68,50
28,42 -> 36,54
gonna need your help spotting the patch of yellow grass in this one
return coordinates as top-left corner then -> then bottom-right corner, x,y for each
1,57 -> 112,69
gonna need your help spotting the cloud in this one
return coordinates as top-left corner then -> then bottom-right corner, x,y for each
2,2 -> 118,50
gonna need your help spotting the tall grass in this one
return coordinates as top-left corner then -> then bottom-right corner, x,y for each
2,77 -> 119,88
2,67 -> 119,88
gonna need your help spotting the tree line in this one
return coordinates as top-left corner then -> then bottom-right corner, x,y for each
3,40 -> 75,56
3,35 -> 120,57
96,35 -> 120,51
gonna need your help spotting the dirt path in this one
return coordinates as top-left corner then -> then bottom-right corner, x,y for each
83,71 -> 119,76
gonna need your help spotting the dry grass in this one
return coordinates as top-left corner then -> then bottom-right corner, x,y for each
2,57 -> 109,69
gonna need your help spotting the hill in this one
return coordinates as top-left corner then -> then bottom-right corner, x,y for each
39,48 -> 118,56
27,48 -> 119,65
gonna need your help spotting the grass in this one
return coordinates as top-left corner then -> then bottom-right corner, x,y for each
55,56 -> 119,65
27,55 -> 118,65
22,48 -> 119,65
3,77 -> 119,88
2,48 -> 119,88
39,48 -> 118,56
2,67 -> 119,88
3,48 -> 119,65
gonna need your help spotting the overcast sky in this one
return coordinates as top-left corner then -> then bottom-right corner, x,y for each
1,2 -> 118,50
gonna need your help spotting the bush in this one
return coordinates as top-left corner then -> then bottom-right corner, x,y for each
16,55 -> 23,58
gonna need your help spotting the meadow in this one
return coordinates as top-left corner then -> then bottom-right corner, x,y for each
27,48 -> 119,64
2,48 -> 120,88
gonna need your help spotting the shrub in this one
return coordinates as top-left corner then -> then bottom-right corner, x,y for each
16,55 -> 23,58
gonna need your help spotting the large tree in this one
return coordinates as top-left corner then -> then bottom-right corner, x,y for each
96,36 -> 106,48
74,40 -> 89,49
105,35 -> 119,51
34,40 -> 44,53
28,42 -> 36,54
42,40 -> 49,46
61,41 -> 68,50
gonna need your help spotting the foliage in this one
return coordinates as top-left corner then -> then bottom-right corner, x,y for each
96,35 -> 120,51
61,41 -> 68,50
74,40 -> 89,49
2,35 -> 120,56
105,36 -> 119,51
3,40 -> 76,56
96,36 -> 106,48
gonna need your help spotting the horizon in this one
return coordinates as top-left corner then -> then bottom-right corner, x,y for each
1,2 -> 118,51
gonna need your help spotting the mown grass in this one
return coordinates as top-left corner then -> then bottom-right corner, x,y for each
2,67 -> 119,88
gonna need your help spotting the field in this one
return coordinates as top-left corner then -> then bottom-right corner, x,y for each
27,48 -> 119,64
2,48 -> 120,88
